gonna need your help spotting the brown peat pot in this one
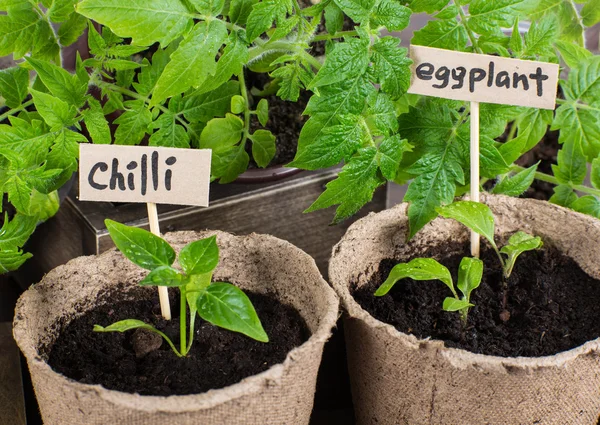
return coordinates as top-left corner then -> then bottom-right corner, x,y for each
329,194 -> 600,424
14,231 -> 339,424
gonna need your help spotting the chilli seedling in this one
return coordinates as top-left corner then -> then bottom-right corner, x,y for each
94,220 -> 268,357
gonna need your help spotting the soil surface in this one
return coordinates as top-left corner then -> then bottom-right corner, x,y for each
245,71 -> 310,167
354,241 -> 600,357
47,289 -> 310,396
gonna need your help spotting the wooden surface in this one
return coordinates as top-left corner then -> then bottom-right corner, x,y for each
0,322 -> 26,425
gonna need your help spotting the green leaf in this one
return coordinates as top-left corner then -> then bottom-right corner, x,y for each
58,12 -> 87,46
305,147 -> 386,224
582,0 -> 600,26
522,14 -> 558,58
409,0 -> 450,13
333,0 -> 375,22
371,37 -> 412,99
185,272 -> 212,316
114,100 -> 152,145
132,47 -> 173,96
82,98 -> 111,145
492,163 -> 538,196
182,81 -> 240,123
456,257 -> 483,302
0,67 -> 28,108
94,319 -> 156,333
48,0 -> 77,22
412,18 -> 468,51
197,282 -> 269,342
149,117 -> 190,149
25,166 -> 64,194
0,213 -> 37,250
324,2 -> 344,34
552,134 -> 586,185
551,101 -> 600,161
377,135 -> 410,180
195,33 -> 248,95
370,0 -> 411,31
29,89 -> 77,130
212,146 -> 249,183
528,0 -> 583,45
0,7 -> 42,58
564,56 -> 600,105
139,265 -> 184,286
308,38 -> 369,89
375,258 -> 454,297
256,98 -> 269,127
468,0 -> 526,35
76,0 -> 192,46
105,219 -> 176,270
367,92 -> 398,136
271,60 -> 314,102
555,40 -> 592,69
25,57 -> 87,107
442,297 -> 473,312
45,129 -> 82,182
515,108 -> 553,152
179,235 -> 219,275
199,113 -> 244,152
246,0 -> 288,41
0,249 -> 32,273
28,189 -> 59,221
250,129 -> 275,168
189,0 -> 224,15
549,184 -> 578,208
229,0 -> 257,25
437,201 -> 497,250
500,231 -> 542,277
151,20 -> 227,106
4,174 -> 32,214
571,196 -> 600,219
231,95 -> 246,114
509,20 -> 523,55
591,157 -> 600,190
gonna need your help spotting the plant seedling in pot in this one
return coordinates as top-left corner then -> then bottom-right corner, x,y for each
94,220 -> 268,357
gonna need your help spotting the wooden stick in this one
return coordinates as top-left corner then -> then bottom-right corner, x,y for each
470,101 -> 480,258
146,202 -> 172,320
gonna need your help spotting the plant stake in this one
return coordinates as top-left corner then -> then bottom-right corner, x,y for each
470,101 -> 480,258
147,202 -> 171,319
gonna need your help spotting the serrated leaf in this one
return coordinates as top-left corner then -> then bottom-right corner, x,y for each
0,7 -> 42,58
271,60 -> 313,102
82,98 -> 111,145
26,57 -> 87,107
324,2 -> 344,34
571,196 -> 600,218
45,129 -> 83,182
563,56 -> 600,105
179,235 -> 219,275
375,257 -> 454,296
189,0 -> 224,15
229,0 -> 257,25
305,147 -> 386,223
182,81 -> 240,123
246,0 -> 288,41
370,0 -> 411,31
408,0 -> 450,13
139,265 -> 184,286
509,20 -> 523,55
456,256 -> 483,302
250,129 -> 275,168
371,37 -> 412,99
550,184 -> 578,207
30,89 -> 77,130
308,37 -> 369,89
0,249 -> 32,273
256,98 -> 269,126
0,67 -> 28,109
76,0 -> 192,46
105,219 -> 175,270
49,0 -> 77,22
516,108 -> 553,152
4,174 -> 32,214
114,100 -> 152,145
437,200 -> 497,249
197,282 -> 268,342
28,189 -> 59,221
555,40 -> 592,69
492,163 -> 538,196
0,213 -> 36,250
522,14 -> 558,58
367,92 -> 398,136
468,0 -> 526,35
552,133 -> 586,185
551,101 -> 600,161
271,15 -> 299,41
582,0 -> 600,27
149,114 -> 190,148
377,135 -> 410,180
412,18 -> 468,51
151,20 -> 227,106
132,47 -> 173,96
333,0 -> 375,22
57,12 -> 87,46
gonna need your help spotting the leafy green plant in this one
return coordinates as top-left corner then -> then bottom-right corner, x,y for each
94,220 -> 268,357
375,256 -> 483,323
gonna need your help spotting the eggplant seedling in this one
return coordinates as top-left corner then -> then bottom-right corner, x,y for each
375,256 -> 483,324
93,220 -> 268,357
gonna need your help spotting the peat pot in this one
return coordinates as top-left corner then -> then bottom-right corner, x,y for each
330,194 -> 600,424
14,231 -> 339,425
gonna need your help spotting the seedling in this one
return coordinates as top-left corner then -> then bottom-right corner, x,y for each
375,256 -> 483,324
94,220 -> 268,357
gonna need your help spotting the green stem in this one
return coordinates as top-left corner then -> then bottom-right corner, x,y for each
506,120 -> 518,142
180,286 -> 187,355
187,311 -> 196,354
312,30 -> 358,42
0,99 -> 34,122
510,165 -> 600,197
300,50 -> 322,70
556,98 -> 600,112
455,2 -> 482,54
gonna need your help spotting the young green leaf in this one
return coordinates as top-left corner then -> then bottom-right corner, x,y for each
324,2 -> 344,34
189,0 -> 225,16
82,98 -> 111,145
139,265 -> 184,286
375,257 -> 454,297
105,219 -> 175,270
179,235 -> 219,275
199,113 -> 244,152
412,18 -> 468,51
76,0 -> 192,46
0,213 -> 37,250
442,297 -> 473,312
93,319 -> 181,355
29,89 -> 77,130
492,163 -> 538,196
113,100 -> 152,146
571,196 -> 600,219
377,135 -> 410,180
437,201 -> 497,250
334,0 -> 375,23
212,146 -> 249,183
370,0 -> 411,31
246,0 -> 288,41
500,231 -> 542,278
197,282 -> 269,342
371,37 -> 412,99
308,38 -> 369,89
556,40 -> 593,70
0,67 -> 28,108
231,95 -> 246,114
552,134 -> 586,186
25,57 -> 87,107
250,129 -> 276,168
549,184 -> 578,208
256,98 -> 269,127
456,257 -> 483,302
0,249 -> 32,273
182,81 -> 240,123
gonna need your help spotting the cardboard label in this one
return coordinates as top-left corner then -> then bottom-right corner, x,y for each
79,145 -> 211,206
407,45 -> 559,109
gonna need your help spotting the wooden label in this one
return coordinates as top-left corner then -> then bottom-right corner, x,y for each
79,145 -> 211,206
407,45 -> 559,109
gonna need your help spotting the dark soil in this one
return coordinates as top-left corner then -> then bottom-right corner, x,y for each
353,241 -> 600,357
245,70 -> 310,167
46,289 -> 310,396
